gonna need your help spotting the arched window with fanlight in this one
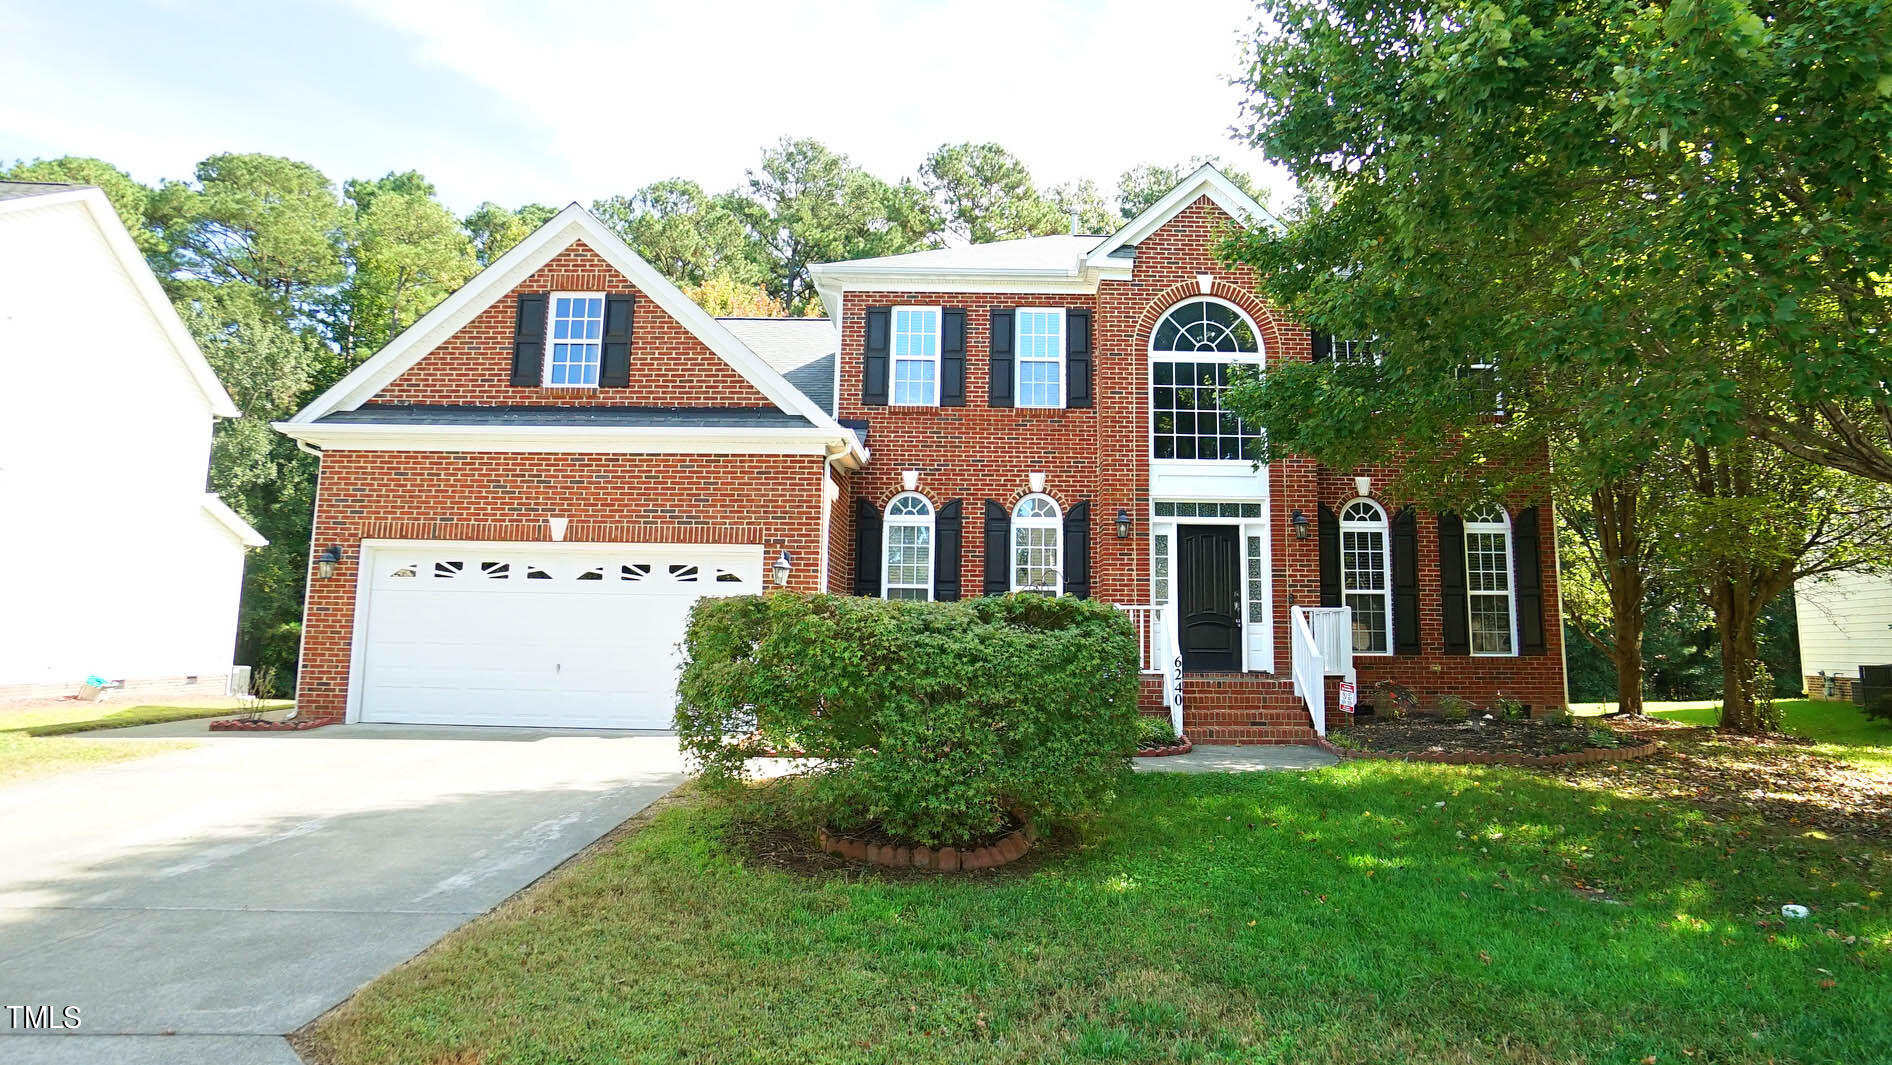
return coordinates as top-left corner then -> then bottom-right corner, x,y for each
1340,499 -> 1391,655
882,493 -> 934,600
1149,298 -> 1264,462
1010,494 -> 1062,594
1464,503 -> 1517,655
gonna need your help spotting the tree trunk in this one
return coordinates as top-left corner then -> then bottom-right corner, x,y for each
1594,477 -> 1647,716
1711,576 -> 1778,734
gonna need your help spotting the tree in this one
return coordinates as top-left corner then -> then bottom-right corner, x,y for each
1048,179 -> 1119,235
1,155 -> 163,256
683,272 -> 790,317
147,153 -> 348,306
335,172 -> 478,354
919,142 -> 1066,244
591,180 -> 763,289
1117,157 -> 1262,219
463,201 -> 556,265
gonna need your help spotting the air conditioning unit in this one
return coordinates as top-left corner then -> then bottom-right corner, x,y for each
229,665 -> 253,699
1855,664 -> 1892,722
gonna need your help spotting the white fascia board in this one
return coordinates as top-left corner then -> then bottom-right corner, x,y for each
1,188 -> 242,418
1084,164 -> 1283,269
276,420 -> 863,462
202,493 -> 268,547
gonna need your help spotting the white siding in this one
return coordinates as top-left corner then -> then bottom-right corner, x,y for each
1795,571 -> 1892,679
0,196 -> 251,689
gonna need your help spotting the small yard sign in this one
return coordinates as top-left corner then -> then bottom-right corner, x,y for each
1338,681 -> 1357,711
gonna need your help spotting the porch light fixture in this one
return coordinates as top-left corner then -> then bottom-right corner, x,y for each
1115,508 -> 1132,539
1290,510 -> 1312,540
317,545 -> 343,579
771,551 -> 793,587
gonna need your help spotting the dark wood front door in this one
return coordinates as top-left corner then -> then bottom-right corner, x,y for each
1178,524 -> 1241,671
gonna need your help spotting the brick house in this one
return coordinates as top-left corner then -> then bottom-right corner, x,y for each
280,165 -> 1566,740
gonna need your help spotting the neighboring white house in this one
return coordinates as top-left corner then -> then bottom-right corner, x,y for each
1794,569 -> 1892,701
0,180 -> 265,700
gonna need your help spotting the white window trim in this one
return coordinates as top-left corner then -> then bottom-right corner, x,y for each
890,305 -> 942,407
544,291 -> 606,389
1010,493 -> 1063,594
1015,307 -> 1066,409
881,492 -> 935,601
1339,498 -> 1393,657
1148,297 -> 1266,467
1464,505 -> 1519,657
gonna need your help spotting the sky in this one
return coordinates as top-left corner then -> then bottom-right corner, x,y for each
1,0 -> 1294,215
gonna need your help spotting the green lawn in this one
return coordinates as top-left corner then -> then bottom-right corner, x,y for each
307,762 -> 1890,1065
1573,698 -> 1892,771
0,699 -> 286,783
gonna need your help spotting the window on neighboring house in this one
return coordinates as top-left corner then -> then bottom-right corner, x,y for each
1015,308 -> 1064,408
1464,502 -> 1516,655
1150,299 -> 1263,461
546,293 -> 605,387
1010,494 -> 1062,594
1340,499 -> 1391,655
882,493 -> 934,600
1326,336 -> 1382,365
891,307 -> 940,405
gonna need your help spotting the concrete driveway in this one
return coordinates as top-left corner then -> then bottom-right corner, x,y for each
0,720 -> 686,1064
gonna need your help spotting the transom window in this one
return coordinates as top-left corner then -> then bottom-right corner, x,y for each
1340,500 -> 1391,655
882,493 -> 934,601
1151,299 -> 1263,462
1464,503 -> 1516,656
891,307 -> 940,406
1015,309 -> 1065,408
547,293 -> 605,387
1011,494 -> 1062,594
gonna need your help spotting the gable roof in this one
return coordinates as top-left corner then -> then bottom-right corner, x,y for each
813,234 -> 1108,279
717,317 -> 836,414
0,184 -> 241,417
1083,164 -> 1281,266
286,206 -> 857,457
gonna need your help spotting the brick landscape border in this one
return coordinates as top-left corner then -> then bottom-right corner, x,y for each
818,821 -> 1037,871
1134,736 -> 1194,758
1314,735 -> 1661,767
208,717 -> 335,732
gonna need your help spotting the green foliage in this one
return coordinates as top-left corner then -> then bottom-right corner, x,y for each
591,179 -> 765,291
1494,694 -> 1528,721
1,155 -> 163,256
148,153 -> 349,301
1047,178 -> 1118,235
462,201 -> 556,265
1135,715 -> 1180,746
1436,696 -> 1472,724
1117,156 -> 1263,220
335,171 -> 478,351
676,592 -> 1141,847
921,142 -> 1068,244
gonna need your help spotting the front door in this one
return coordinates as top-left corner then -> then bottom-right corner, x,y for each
1178,524 -> 1242,671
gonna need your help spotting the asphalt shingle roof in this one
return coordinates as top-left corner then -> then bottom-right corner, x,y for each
717,317 -> 837,414
0,180 -> 80,202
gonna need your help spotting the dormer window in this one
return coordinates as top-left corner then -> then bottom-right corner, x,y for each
546,293 -> 605,387
891,307 -> 940,405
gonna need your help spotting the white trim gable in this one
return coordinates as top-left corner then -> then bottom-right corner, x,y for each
0,187 -> 241,418
1084,164 -> 1282,268
287,205 -> 849,442
202,493 -> 268,547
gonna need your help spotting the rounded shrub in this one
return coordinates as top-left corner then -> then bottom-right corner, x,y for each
676,592 -> 1142,848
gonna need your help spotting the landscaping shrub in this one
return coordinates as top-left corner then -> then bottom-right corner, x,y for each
1136,716 -> 1180,746
1437,695 -> 1472,723
676,592 -> 1142,847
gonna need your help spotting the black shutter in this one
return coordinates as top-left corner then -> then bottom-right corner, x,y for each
934,500 -> 963,601
1062,500 -> 1091,598
941,309 -> 967,407
1310,331 -> 1332,363
1065,308 -> 1092,408
854,499 -> 882,597
862,307 -> 891,405
988,309 -> 1015,407
1391,506 -> 1420,654
1439,512 -> 1469,654
1514,505 -> 1546,654
600,294 -> 634,387
983,500 -> 1010,595
510,293 -> 548,386
1318,503 -> 1341,607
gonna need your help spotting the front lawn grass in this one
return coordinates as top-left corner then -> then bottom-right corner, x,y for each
306,763 -> 1890,1065
1573,698 -> 1892,772
0,699 -> 285,783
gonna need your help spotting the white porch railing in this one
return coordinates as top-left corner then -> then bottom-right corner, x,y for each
1119,603 -> 1185,737
1302,606 -> 1356,686
1289,606 -> 1328,737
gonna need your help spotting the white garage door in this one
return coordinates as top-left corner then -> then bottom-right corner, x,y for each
353,541 -> 762,729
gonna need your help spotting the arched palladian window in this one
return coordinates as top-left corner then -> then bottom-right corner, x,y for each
1010,494 -> 1062,594
882,493 -> 934,601
1463,503 -> 1516,656
1149,298 -> 1264,461
1339,499 -> 1391,655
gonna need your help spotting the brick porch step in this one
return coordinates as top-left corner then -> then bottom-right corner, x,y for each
1175,672 -> 1322,745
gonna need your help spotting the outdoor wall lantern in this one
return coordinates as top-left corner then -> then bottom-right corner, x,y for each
1115,508 -> 1133,539
317,545 -> 343,579
1290,510 -> 1312,540
772,551 -> 793,587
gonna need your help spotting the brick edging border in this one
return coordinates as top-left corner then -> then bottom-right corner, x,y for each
1134,736 -> 1194,758
208,717 -> 335,732
817,822 -> 1037,871
1314,735 -> 1661,767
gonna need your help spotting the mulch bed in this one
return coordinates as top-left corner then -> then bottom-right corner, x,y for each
1344,717 -> 1631,756
1560,723 -> 1892,842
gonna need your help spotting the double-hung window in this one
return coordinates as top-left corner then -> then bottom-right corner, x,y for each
882,493 -> 934,601
1010,494 -> 1062,593
1015,309 -> 1064,408
547,293 -> 605,387
1339,500 -> 1391,655
1464,503 -> 1516,655
891,307 -> 940,406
